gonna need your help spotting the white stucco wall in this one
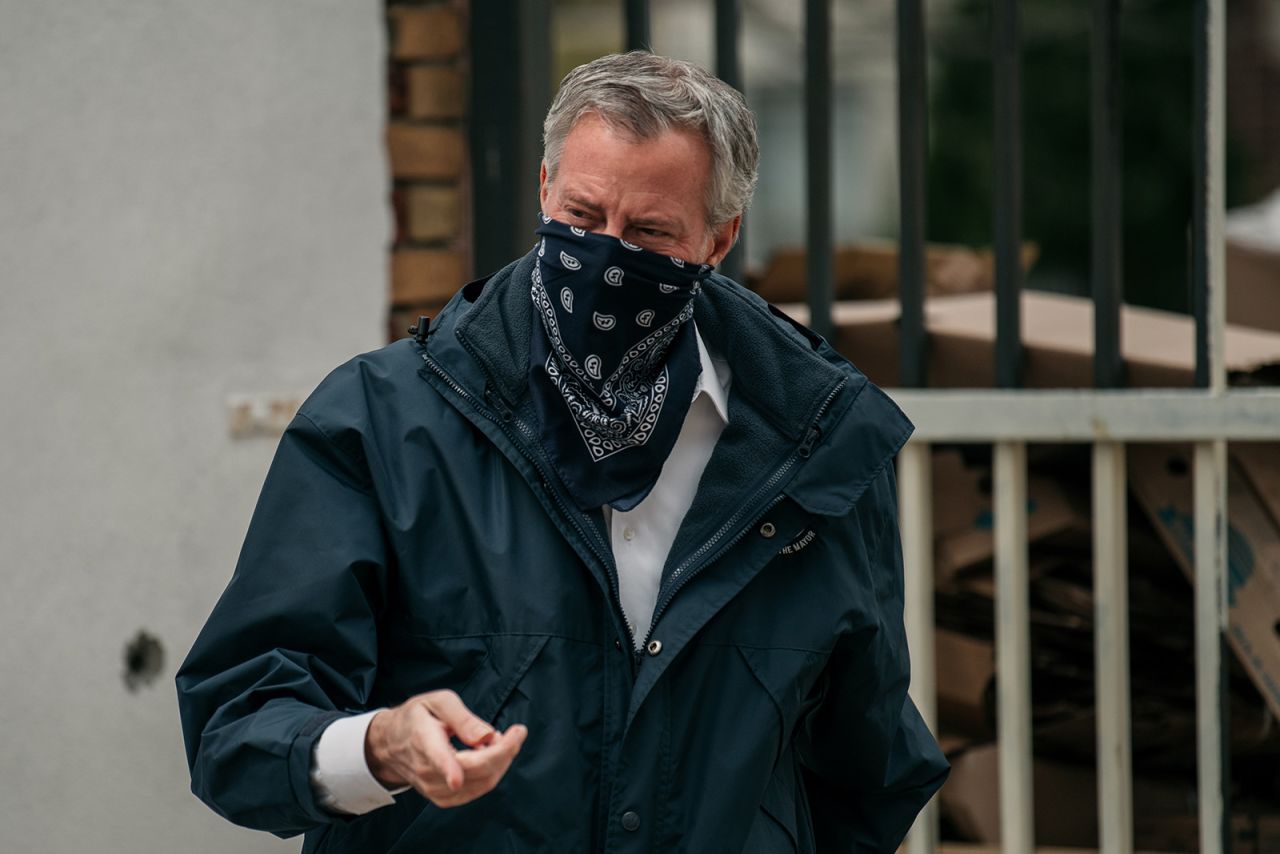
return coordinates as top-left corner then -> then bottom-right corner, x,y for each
0,2 -> 388,851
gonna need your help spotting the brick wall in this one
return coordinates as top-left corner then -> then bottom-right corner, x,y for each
386,0 -> 470,341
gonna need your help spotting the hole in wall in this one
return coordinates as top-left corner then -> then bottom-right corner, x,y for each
123,630 -> 164,693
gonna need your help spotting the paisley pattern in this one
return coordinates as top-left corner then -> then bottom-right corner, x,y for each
526,215 -> 711,509
532,267 -> 691,460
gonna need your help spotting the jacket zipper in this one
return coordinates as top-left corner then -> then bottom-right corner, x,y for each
639,377 -> 848,651
418,351 -> 640,656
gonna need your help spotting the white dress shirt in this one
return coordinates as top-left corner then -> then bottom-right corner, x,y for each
311,324 -> 731,815
606,328 -> 730,644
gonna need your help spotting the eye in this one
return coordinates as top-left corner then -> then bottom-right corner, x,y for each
637,227 -> 667,238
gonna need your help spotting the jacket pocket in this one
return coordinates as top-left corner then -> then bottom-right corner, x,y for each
735,646 -> 827,853
735,645 -> 829,767
460,634 -> 549,725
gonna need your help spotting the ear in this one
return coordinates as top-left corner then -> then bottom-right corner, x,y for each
539,160 -> 551,210
704,215 -> 742,269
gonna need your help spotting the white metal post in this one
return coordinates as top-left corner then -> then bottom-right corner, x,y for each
900,441 -> 937,854
1093,441 -> 1132,854
1195,440 -> 1229,854
995,441 -> 1033,852
1195,3 -> 1229,851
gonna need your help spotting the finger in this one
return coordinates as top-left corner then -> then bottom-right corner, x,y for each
456,726 -> 527,783
412,706 -> 465,792
422,765 -> 501,806
421,778 -> 480,807
427,777 -> 500,808
427,732 -> 529,809
422,690 -> 495,747
428,757 -> 515,809
455,725 -> 526,770
468,739 -> 522,791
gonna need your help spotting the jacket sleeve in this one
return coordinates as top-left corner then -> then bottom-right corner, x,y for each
176,409 -> 389,837
796,467 -> 949,852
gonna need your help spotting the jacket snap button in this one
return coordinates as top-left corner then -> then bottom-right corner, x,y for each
621,811 -> 641,832
614,638 -> 622,651
646,639 -> 662,656
760,521 -> 777,538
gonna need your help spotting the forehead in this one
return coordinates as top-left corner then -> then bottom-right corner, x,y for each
553,114 -> 712,222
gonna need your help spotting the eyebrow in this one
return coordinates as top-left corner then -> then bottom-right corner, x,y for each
563,193 -> 603,215
629,216 -> 680,231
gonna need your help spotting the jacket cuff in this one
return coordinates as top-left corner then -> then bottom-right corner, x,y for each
285,709 -> 352,825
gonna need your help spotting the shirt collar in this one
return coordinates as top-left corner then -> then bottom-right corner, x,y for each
692,322 -> 730,424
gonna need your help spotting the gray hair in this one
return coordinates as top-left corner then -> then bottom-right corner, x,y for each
542,51 -> 759,229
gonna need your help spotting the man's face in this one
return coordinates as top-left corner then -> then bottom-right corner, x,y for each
539,113 -> 740,268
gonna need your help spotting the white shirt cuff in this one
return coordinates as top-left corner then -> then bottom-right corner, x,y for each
310,710 -> 407,815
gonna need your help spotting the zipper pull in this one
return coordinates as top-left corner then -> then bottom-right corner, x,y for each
798,425 -> 822,459
484,389 -> 515,422
408,315 -> 431,344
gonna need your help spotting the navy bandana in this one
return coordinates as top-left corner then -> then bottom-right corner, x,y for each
528,215 -> 711,511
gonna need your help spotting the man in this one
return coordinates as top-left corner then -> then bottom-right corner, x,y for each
178,51 -> 947,852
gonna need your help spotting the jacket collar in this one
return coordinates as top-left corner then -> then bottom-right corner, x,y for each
432,246 -> 914,521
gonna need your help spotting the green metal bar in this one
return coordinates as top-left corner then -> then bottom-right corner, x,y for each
804,0 -> 833,340
897,0 -> 928,388
993,0 -> 1023,389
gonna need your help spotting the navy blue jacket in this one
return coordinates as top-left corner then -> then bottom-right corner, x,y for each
177,251 -> 948,852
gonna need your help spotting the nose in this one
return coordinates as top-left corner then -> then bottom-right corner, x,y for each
596,219 -> 624,240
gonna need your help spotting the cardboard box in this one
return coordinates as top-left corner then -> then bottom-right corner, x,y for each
1226,239 -> 1280,335
931,450 -> 1086,584
1127,445 -> 1280,720
1133,812 -> 1280,854
939,743 -> 1191,849
939,743 -> 1097,848
935,628 -> 995,739
1225,189 -> 1280,335
1234,443 -> 1280,528
777,291 -> 1280,389
749,241 -> 1037,304
925,822 -> 1280,854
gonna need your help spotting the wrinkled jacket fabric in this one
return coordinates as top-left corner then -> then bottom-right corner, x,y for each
176,251 -> 949,853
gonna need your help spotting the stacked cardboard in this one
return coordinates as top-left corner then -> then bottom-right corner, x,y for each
776,290 -> 1280,850
1225,188 -> 1280,335
746,240 -> 1038,304
778,289 -> 1280,389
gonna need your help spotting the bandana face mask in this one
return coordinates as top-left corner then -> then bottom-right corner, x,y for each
528,214 -> 712,511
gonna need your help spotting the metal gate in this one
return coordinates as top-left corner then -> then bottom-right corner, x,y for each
470,2 -> 1280,851
896,2 -> 1280,852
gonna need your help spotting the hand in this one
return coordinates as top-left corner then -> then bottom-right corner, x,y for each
365,689 -> 528,808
